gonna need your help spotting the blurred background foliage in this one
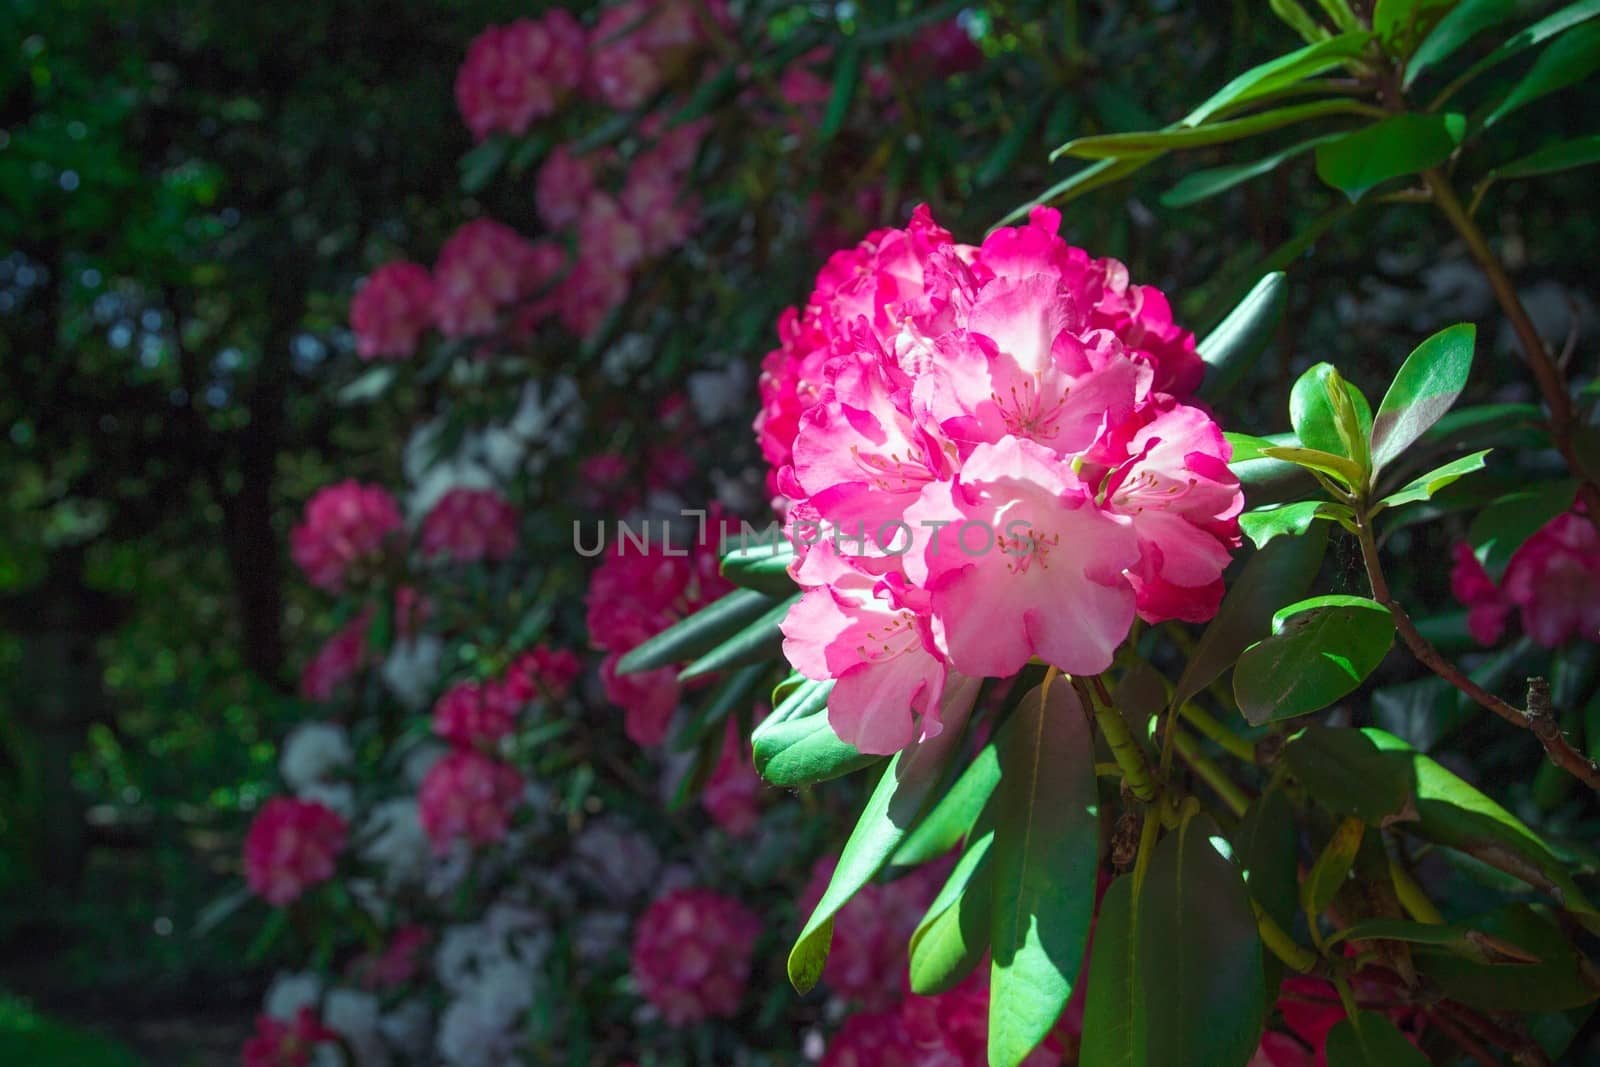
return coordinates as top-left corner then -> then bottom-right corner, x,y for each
0,0 -> 1595,1062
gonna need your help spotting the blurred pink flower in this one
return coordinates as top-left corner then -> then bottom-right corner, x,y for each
536,145 -> 600,230
701,716 -> 763,836
455,14 -> 586,140
629,887 -> 761,1025
299,608 -> 372,702
504,645 -> 583,703
432,218 -> 553,338
1451,506 -> 1600,647
290,480 -> 402,592
350,261 -> 434,360
419,487 -> 518,563
242,1007 -> 338,1067
431,678 -> 521,749
417,749 -> 523,853
243,796 -> 348,906
349,924 -> 431,991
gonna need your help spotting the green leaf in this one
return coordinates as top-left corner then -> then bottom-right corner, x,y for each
1406,0 -> 1537,87
1225,432 -> 1282,463
676,594 -> 799,681
1055,99 -> 1375,161
459,137 -> 508,193
819,44 -> 861,141
1291,362 -> 1374,460
988,679 -> 1100,1067
1078,874 -> 1136,1067
891,726 -> 1003,868
1135,816 -> 1267,1067
1484,20 -> 1600,127
1467,480 -> 1578,579
1324,1012 -> 1431,1067
1302,815 -> 1365,917
1283,724 -> 1413,825
787,680 -> 978,993
1370,323 -> 1477,473
1453,0 -> 1600,92
1375,449 -> 1491,509
720,539 -> 797,596
1414,904 -> 1599,1011
1491,134 -> 1600,180
616,588 -> 777,674
908,828 -> 995,995
752,700 -> 881,788
1233,790 -> 1301,932
337,365 -> 397,406
1173,522 -> 1331,708
671,663 -> 768,752
1162,135 -> 1340,209
997,154 -> 1160,225
1239,501 -> 1355,549
1315,112 -> 1467,201
1328,917 -> 1540,964
1234,595 -> 1396,724
1196,273 -> 1287,399
1182,32 -> 1375,126
1259,445 -> 1365,489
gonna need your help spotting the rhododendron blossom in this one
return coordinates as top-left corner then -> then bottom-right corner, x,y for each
629,887 -> 761,1025
535,145 -> 600,230
298,609 -> 371,702
244,796 -> 349,906
504,645 -> 582,703
774,206 -> 1240,753
418,749 -> 524,853
432,219 -> 556,338
587,0 -> 714,110
1451,506 -> 1600,648
431,678 -> 521,749
242,1006 -> 338,1067
700,716 -> 763,836
455,14 -> 586,141
290,481 -> 402,592
419,487 -> 519,563
350,261 -> 435,360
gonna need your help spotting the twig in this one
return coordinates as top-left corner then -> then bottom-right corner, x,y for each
1173,727 -> 1251,817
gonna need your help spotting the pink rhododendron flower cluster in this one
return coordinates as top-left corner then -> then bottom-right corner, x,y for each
298,607 -> 372,702
417,748 -> 524,853
455,13 -> 587,140
772,206 -> 1238,754
1450,506 -> 1600,647
431,678 -> 523,749
243,796 -> 349,906
587,0 -> 720,110
419,486 -> 519,563
350,261 -> 435,361
432,218 -> 562,339
699,716 -> 764,836
241,1006 -> 338,1067
290,480 -> 403,592
629,886 -> 761,1026
585,514 -> 737,745
504,645 -> 583,702
349,924 -> 432,991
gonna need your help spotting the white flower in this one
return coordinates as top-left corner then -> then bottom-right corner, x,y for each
263,970 -> 323,1019
688,361 -> 752,424
379,999 -> 432,1059
325,988 -> 390,1067
381,636 -> 443,711
280,722 -> 351,793
436,959 -> 540,1067
572,818 -> 660,902
359,798 -> 431,890
298,780 -> 355,819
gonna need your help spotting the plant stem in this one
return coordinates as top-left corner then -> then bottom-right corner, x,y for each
1389,855 -> 1446,925
1178,702 -> 1256,763
1173,727 -> 1251,817
1423,168 -> 1600,529
1082,677 -> 1158,803
1352,511 -> 1600,790
1253,900 -> 1322,974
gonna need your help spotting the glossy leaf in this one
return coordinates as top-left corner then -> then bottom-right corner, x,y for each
1234,595 -> 1396,724
720,539 -> 797,596
1371,323 -> 1476,472
819,44 -> 861,141
1183,33 -> 1374,126
1163,135 -> 1340,209
1302,816 -> 1365,917
787,680 -> 977,993
1376,449 -> 1491,509
676,593 -> 798,680
1054,99 -> 1375,161
615,587 -> 777,674
1405,0 -> 1534,87
1259,445 -> 1365,489
1324,1012 -> 1431,1067
1290,362 -> 1374,460
1374,0 -> 1458,55
908,828 -> 995,995
988,678 -> 1100,1067
1225,431 -> 1286,463
1232,790 -> 1301,932
1315,112 -> 1466,201
1283,724 -> 1413,825
1078,875 -> 1135,1067
1135,816 -> 1267,1067
1483,20 -> 1600,127
752,701 -> 880,788
1468,480 -> 1578,579
1239,501 -> 1355,549
671,662 -> 769,752
1492,134 -> 1600,180
1173,523 -> 1331,708
1329,917 -> 1540,964
891,725 -> 1003,868
1196,272 -> 1287,398
1414,904 -> 1599,1011
999,154 -> 1159,224
1454,0 -> 1600,91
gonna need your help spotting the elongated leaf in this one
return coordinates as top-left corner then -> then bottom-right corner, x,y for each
1233,790 -> 1301,931
1259,445 -> 1365,488
1291,363 -> 1374,460
1374,0 -> 1459,55
1239,501 -> 1354,549
1492,134 -> 1600,180
1325,1012 -> 1432,1066
753,704 -> 879,788
1468,480 -> 1578,579
1315,112 -> 1467,201
671,663 -> 768,751
996,154 -> 1159,226
1197,272 -> 1287,399
1055,100 -> 1375,161
909,828 -> 995,995
616,588 -> 777,674
1284,724 -> 1413,824
1303,816 -> 1365,917
1078,875 -> 1135,1067
1329,917 -> 1539,964
1225,432 -> 1282,463
720,539 -> 797,596
1484,20 -> 1600,127
1371,323 -> 1476,472
1406,0 -> 1539,87
1135,816 -> 1267,1067
988,679 -> 1100,1067
788,679 -> 978,993
1235,595 -> 1396,725
676,594 -> 799,680
1414,904 -> 1599,1011
1173,523 -> 1330,708
891,725 -> 1003,868
1454,0 -> 1600,90
1183,32 -> 1375,126
1375,449 -> 1490,509
819,44 -> 861,141
1163,135 -> 1340,208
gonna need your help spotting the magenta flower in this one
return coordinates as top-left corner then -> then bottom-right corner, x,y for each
629,887 -> 761,1026
350,261 -> 434,361
454,13 -> 586,141
417,749 -> 523,853
503,645 -> 582,703
289,480 -> 402,592
241,1007 -> 338,1067
298,608 -> 371,702
243,796 -> 348,906
431,678 -> 521,749
1451,506 -> 1600,647
700,716 -> 763,837
419,487 -> 518,564
432,218 -> 555,338
535,145 -> 600,229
